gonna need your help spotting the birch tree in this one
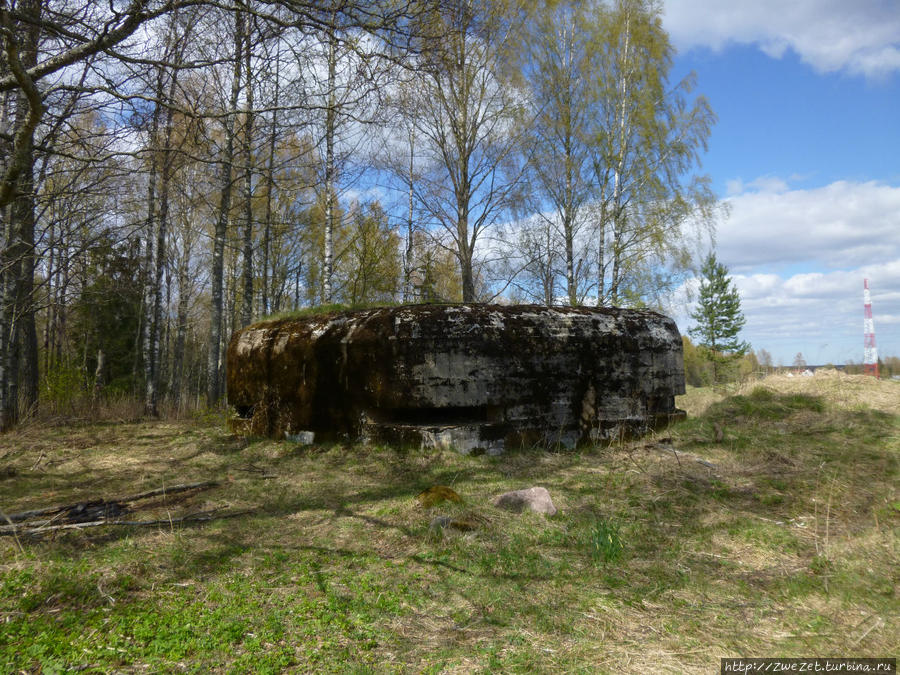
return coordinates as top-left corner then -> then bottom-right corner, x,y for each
373,73 -> 428,304
591,0 -> 717,307
301,4 -> 397,305
144,9 -> 194,416
0,0 -> 213,427
0,0 -> 449,427
206,3 -> 245,406
239,13 -> 256,329
523,1 -> 595,305
409,0 -> 529,302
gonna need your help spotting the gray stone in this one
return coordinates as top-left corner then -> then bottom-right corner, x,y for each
226,304 -> 685,452
492,487 -> 558,515
285,430 -> 315,444
428,516 -> 452,535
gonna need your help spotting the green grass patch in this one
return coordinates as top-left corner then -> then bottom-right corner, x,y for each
704,387 -> 826,422
587,519 -> 624,565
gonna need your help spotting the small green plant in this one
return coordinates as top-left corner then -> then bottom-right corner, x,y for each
41,361 -> 87,409
809,554 -> 833,575
588,519 -> 624,564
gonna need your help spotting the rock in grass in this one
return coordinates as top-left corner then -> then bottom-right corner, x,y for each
428,513 -> 487,536
417,485 -> 462,508
492,487 -> 557,516
428,516 -> 452,536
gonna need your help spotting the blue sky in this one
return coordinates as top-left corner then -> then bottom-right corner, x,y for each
662,0 -> 900,366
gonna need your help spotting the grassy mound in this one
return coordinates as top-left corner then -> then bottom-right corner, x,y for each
1,373 -> 897,672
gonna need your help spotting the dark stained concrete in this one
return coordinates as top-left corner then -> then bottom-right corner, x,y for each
227,304 -> 685,453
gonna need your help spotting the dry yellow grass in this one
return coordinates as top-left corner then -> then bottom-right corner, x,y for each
678,370 -> 900,417
761,370 -> 899,411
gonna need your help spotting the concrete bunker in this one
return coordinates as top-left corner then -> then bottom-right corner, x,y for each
226,304 -> 686,454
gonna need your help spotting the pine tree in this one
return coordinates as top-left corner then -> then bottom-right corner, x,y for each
689,253 -> 749,383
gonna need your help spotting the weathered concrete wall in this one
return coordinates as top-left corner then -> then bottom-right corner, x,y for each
226,304 -> 685,453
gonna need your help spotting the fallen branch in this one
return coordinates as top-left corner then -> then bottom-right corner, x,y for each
0,508 -> 251,536
850,615 -> 884,649
5,480 -> 219,523
116,480 -> 221,504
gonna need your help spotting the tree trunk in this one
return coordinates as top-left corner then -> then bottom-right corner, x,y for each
8,102 -> 38,416
240,27 -> 254,328
170,256 -> 190,408
147,13 -> 187,415
260,47 -> 280,318
42,218 -> 55,376
322,29 -> 337,304
596,199 -> 607,306
0,202 -> 18,431
404,131 -> 415,303
609,211 -> 623,305
609,9 -> 630,306
93,348 -> 105,402
564,210 -> 576,306
142,84 -> 161,414
15,174 -> 38,414
0,0 -> 41,429
458,216 -> 475,302
207,4 -> 244,407
56,228 -> 68,367
543,222 -> 554,306
146,66 -> 178,416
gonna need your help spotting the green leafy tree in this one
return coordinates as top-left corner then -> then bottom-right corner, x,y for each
591,0 -> 719,307
505,0 -> 719,309
71,235 -> 144,396
689,253 -> 749,383
681,335 -> 713,387
342,201 -> 402,305
521,1 -> 596,306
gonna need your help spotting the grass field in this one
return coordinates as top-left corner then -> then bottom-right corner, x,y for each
1,371 -> 897,673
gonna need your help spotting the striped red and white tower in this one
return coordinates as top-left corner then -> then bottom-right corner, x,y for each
863,279 -> 879,377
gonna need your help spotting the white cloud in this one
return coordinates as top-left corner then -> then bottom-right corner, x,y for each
663,0 -> 900,78
726,176 -> 790,196
341,185 -> 387,206
673,179 -> 900,364
729,262 -> 900,364
675,263 -> 900,365
716,180 -> 900,272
